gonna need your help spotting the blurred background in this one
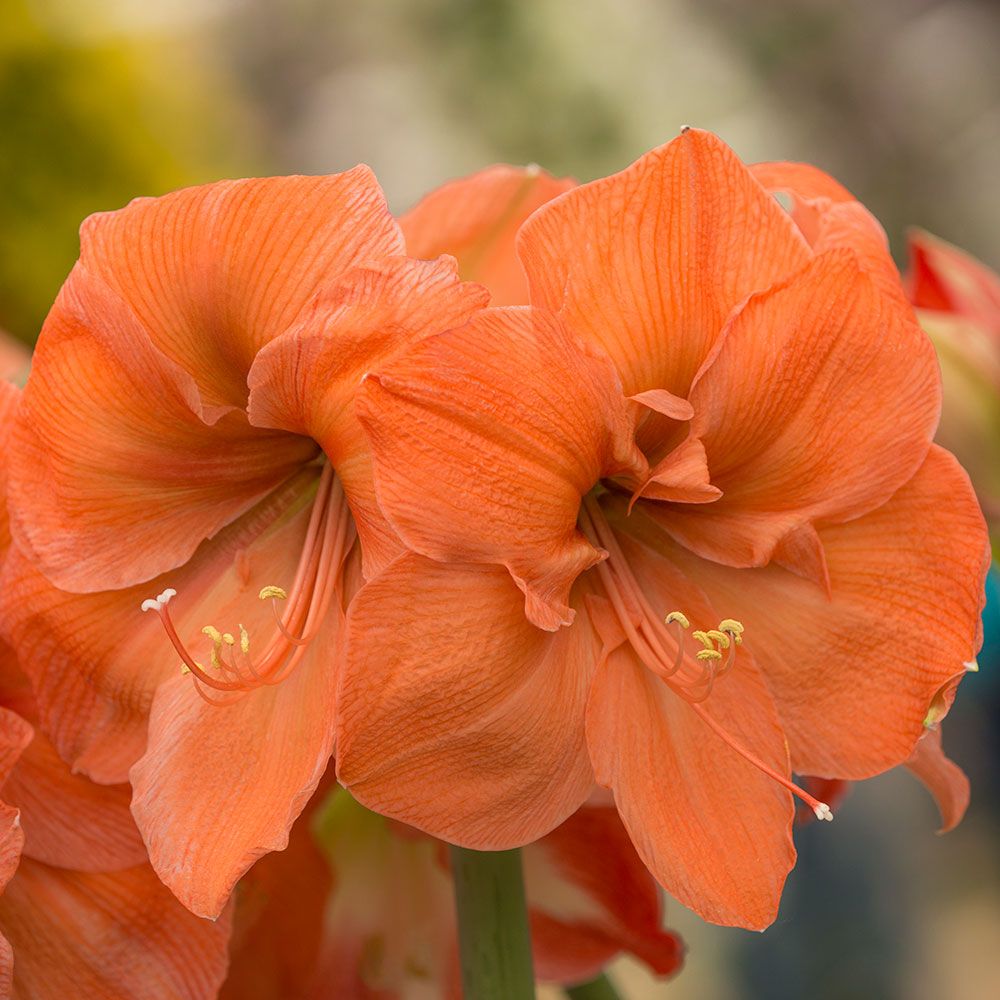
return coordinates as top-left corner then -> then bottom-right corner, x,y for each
3,0 -> 999,997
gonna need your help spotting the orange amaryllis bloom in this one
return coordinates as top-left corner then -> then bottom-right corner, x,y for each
223,784 -> 682,999
0,171 -> 489,918
0,387 -> 230,997
337,129 -> 989,928
904,230 -> 1000,533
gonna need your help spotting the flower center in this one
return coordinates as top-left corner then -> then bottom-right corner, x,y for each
141,464 -> 354,706
579,494 -> 833,822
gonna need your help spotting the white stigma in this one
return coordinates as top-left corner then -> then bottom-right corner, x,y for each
813,802 -> 834,822
140,587 -> 177,613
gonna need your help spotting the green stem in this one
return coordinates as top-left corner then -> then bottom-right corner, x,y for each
450,845 -> 536,999
565,973 -> 623,1000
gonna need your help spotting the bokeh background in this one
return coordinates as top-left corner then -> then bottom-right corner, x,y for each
3,1 -> 999,998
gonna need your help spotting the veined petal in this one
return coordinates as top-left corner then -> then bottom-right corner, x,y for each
585,529 -> 796,930
0,805 -> 21,995
518,128 -> 810,397
79,168 -> 404,407
0,860 -> 232,1000
401,164 -> 575,305
655,250 -> 940,570
357,306 -> 644,629
525,804 -> 683,982
0,469 -> 321,784
10,268 -> 317,593
752,160 -> 910,307
629,446 -> 987,778
336,554 -> 595,847
2,726 -> 145,872
130,600 -> 340,919
248,255 -> 489,577
905,726 -> 969,834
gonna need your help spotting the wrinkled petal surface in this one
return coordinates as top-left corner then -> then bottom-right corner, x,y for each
10,268 -> 316,592
0,859 -> 231,1000
656,250 -> 940,571
336,554 -> 595,848
358,306 -> 643,629
519,129 -> 810,397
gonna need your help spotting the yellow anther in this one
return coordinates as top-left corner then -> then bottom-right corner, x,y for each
691,630 -> 715,650
696,648 -> 723,661
180,663 -> 191,676
222,633 -> 235,646
704,628 -> 731,649
259,586 -> 288,601
718,618 -> 744,644
238,624 -> 250,654
665,611 -> 689,628
202,625 -> 223,644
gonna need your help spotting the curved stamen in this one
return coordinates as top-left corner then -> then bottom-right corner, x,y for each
140,464 -> 354,702
579,494 -> 833,823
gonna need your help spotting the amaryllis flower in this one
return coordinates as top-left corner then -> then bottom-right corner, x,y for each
222,783 -> 682,999
0,385 -> 230,998
336,129 -> 989,928
0,170 -> 489,918
904,229 -> 1000,534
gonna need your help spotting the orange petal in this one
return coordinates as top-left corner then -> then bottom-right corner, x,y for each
585,530 -> 796,930
248,255 -> 489,577
336,554 -> 595,848
0,803 -> 22,994
905,726 -> 969,833
0,859 -> 231,999
79,168 -> 404,408
518,128 -> 810,397
0,468 -> 321,783
357,306 -> 644,629
0,707 -> 32,790
752,160 -> 910,307
2,727 -> 146,872
10,267 -> 317,592
656,250 -> 940,570
401,164 -> 575,305
130,583 -> 341,917
526,804 -> 683,982
629,445 -> 988,778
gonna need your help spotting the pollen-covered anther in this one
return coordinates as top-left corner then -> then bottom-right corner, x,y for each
259,586 -> 288,601
665,610 -> 690,628
696,648 -> 723,661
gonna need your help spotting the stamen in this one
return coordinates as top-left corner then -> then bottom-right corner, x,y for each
579,494 -> 834,823
139,466 -> 355,704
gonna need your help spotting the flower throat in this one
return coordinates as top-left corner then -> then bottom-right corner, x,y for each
141,464 -> 354,706
579,494 -> 833,822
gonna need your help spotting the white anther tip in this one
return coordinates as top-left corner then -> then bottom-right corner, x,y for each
158,588 -> 177,605
140,599 -> 159,613
813,802 -> 834,822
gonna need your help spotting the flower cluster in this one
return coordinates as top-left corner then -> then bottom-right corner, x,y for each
0,129 -> 989,996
